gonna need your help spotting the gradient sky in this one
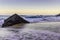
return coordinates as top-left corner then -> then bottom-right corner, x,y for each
0,0 -> 60,15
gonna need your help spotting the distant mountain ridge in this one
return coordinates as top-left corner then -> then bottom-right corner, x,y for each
0,13 -> 60,18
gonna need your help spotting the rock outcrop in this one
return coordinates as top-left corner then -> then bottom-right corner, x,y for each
2,14 -> 30,27
56,13 -> 60,16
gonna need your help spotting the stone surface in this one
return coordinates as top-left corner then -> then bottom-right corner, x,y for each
2,14 -> 29,27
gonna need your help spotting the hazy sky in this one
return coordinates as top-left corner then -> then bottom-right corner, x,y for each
0,0 -> 60,15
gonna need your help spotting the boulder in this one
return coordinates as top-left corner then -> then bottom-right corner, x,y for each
2,14 -> 30,27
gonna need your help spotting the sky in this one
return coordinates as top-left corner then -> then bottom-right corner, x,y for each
0,0 -> 60,15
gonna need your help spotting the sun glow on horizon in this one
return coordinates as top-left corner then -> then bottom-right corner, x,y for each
0,0 -> 60,15
0,9 -> 60,15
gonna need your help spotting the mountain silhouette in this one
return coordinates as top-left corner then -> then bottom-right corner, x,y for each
56,13 -> 60,16
2,14 -> 30,27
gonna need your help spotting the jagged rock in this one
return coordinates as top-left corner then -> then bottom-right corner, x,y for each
2,14 -> 30,27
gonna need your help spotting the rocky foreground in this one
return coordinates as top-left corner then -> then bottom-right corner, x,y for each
0,28 -> 60,40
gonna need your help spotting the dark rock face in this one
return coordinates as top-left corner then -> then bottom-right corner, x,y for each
56,13 -> 60,16
2,14 -> 30,27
